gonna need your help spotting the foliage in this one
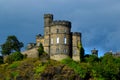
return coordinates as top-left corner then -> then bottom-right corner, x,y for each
77,43 -> 84,62
1,52 -> 120,80
61,54 -> 120,80
0,56 -> 3,64
8,61 -> 21,69
5,52 -> 24,64
1,35 -> 23,55
61,57 -> 89,78
38,43 -> 44,56
84,54 -> 99,63
34,63 -> 46,74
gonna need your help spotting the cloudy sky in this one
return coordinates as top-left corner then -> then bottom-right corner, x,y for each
0,0 -> 120,56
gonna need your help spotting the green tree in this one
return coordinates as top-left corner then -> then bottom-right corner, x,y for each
1,35 -> 23,55
84,54 -> 99,63
38,43 -> 44,56
100,53 -> 119,80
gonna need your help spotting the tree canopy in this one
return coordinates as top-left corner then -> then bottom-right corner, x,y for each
1,35 -> 23,55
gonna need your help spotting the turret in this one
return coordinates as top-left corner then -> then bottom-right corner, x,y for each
44,14 -> 53,55
91,48 -> 98,57
72,32 -> 82,61
44,14 -> 53,27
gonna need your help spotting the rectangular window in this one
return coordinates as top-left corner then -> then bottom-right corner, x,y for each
56,48 -> 59,53
64,29 -> 66,33
74,50 -> 76,54
57,37 -> 59,44
64,49 -> 67,53
64,37 -> 67,44
37,43 -> 40,46
56,29 -> 59,33
51,38 -> 53,44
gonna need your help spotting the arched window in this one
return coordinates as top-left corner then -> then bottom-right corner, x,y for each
64,37 -> 67,44
57,37 -> 59,44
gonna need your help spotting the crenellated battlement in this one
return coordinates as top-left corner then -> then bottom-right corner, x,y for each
44,14 -> 53,19
50,20 -> 71,27
72,32 -> 81,36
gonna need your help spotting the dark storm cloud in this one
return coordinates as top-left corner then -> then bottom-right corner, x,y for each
0,0 -> 120,55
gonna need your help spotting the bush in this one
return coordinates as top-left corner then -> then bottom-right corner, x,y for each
0,56 -> 3,64
61,58 -> 89,78
5,52 -> 23,64
38,43 -> 44,56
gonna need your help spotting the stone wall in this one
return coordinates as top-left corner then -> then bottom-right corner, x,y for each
22,48 -> 39,58
50,54 -> 69,61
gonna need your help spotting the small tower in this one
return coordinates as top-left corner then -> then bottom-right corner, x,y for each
72,32 -> 82,61
44,14 -> 53,55
36,34 -> 44,46
91,48 -> 98,57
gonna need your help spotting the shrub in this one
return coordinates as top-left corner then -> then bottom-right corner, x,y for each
8,61 -> 21,69
61,58 -> 89,78
5,52 -> 23,63
38,43 -> 44,56
0,56 -> 3,64
35,63 -> 46,74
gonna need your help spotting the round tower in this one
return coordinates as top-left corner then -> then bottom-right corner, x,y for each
44,14 -> 53,55
72,32 -> 82,61
50,20 -> 72,60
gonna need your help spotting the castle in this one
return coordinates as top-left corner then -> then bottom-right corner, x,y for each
23,14 -> 83,61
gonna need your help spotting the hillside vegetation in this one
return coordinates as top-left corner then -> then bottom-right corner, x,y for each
0,56 -> 82,80
1,53 -> 120,80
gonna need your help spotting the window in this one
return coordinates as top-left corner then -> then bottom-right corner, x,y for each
56,29 -> 59,33
56,48 -> 59,53
51,38 -> 53,44
64,29 -> 66,33
57,37 -> 59,44
74,50 -> 76,54
37,43 -> 40,46
64,49 -> 67,53
64,37 -> 67,44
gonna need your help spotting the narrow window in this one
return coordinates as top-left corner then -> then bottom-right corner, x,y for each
57,37 -> 59,44
64,37 -> 67,44
74,50 -> 76,54
37,43 -> 40,46
56,48 -> 59,53
64,49 -> 67,53
64,29 -> 66,33
56,29 -> 59,33
51,38 -> 53,44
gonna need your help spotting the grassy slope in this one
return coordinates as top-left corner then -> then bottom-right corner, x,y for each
0,57 -> 82,80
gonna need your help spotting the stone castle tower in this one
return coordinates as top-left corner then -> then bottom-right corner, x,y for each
36,14 -> 82,61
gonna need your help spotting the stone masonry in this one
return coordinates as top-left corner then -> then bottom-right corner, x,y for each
35,14 -> 82,61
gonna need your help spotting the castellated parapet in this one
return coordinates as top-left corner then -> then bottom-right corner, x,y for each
23,14 -> 83,61
50,20 -> 71,27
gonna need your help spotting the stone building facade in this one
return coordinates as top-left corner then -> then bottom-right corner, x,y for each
36,14 -> 82,61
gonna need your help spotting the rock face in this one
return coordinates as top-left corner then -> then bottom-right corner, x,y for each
40,64 -> 82,80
